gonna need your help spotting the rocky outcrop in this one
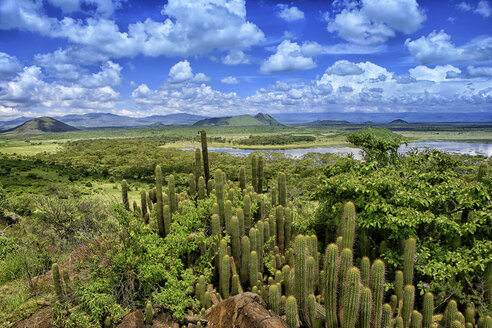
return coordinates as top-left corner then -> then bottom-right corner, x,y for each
115,310 -> 144,328
206,292 -> 288,328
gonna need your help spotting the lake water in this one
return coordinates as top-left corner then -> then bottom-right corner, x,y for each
183,141 -> 492,159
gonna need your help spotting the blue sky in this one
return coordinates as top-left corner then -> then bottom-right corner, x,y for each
0,0 -> 491,119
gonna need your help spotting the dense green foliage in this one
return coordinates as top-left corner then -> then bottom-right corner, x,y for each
315,150 -> 491,309
346,127 -> 404,165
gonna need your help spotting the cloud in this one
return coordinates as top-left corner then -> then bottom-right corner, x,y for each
80,61 -> 122,88
0,52 -> 23,80
0,0 -> 265,59
260,40 -> 316,74
46,0 -> 120,17
458,2 -> 472,11
327,0 -> 426,45
467,65 -> 492,77
409,65 -> 461,82
326,60 -> 364,76
222,50 -> 249,65
0,65 -> 119,115
167,60 -> 210,84
277,4 -> 305,21
405,30 -> 492,64
475,0 -> 491,17
301,41 -> 324,56
221,76 -> 240,84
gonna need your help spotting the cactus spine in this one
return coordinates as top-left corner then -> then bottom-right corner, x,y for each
403,285 -> 415,328
395,270 -> 404,303
121,179 -> 129,211
360,287 -> 373,328
445,300 -> 458,328
325,243 -> 339,328
342,267 -> 362,328
341,201 -> 356,250
382,303 -> 392,328
306,256 -> 315,296
269,284 -> 280,314
294,235 -> 307,322
423,292 -> 434,328
278,172 -> 287,206
200,130 -> 210,192
371,259 -> 386,328
404,238 -> 416,286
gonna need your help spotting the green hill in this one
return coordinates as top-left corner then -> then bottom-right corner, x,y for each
3,117 -> 79,134
192,113 -> 282,127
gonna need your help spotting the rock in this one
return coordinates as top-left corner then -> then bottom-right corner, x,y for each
115,310 -> 144,328
6,214 -> 21,225
12,307 -> 54,328
0,229 -> 5,237
206,292 -> 288,328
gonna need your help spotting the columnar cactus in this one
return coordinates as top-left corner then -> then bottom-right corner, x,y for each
402,285 -> 415,327
271,187 -> 278,208
188,173 -> 196,197
396,317 -> 404,328
215,169 -> 225,227
341,201 -> 357,251
286,295 -> 299,328
236,208 -> 245,237
324,243 -> 339,328
382,303 -> 392,328
250,250 -> 258,288
411,310 -> 423,328
196,275 -> 206,306
241,236 -> 250,285
361,256 -> 370,286
257,221 -> 264,273
251,155 -> 258,192
225,200 -> 232,234
277,205 -> 285,254
243,194 -> 252,231
465,305 -> 475,327
121,179 -> 129,211
145,300 -> 153,325
231,216 -> 240,272
278,172 -> 287,206
200,130 -> 210,192
360,287 -> 373,328
445,300 -> 458,328
198,176 -> 206,199
395,270 -> 404,303
220,254 -> 230,299
163,204 -> 171,236
168,175 -> 177,214
155,166 -> 164,237
52,263 -> 64,301
404,238 -> 416,286
62,269 -> 72,297
231,274 -> 241,296
269,284 -> 280,314
342,267 -> 362,328
371,259 -> 386,328
140,189 -> 148,222
194,148 -> 202,185
284,206 -> 292,248
306,256 -> 315,296
478,162 -> 488,182
239,166 -> 246,190
258,155 -> 264,193
339,248 -> 353,303
294,235 -> 307,320
423,292 -> 434,328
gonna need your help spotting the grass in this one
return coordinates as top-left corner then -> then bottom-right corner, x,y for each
0,280 -> 45,328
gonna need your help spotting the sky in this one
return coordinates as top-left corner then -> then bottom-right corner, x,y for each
0,0 -> 491,120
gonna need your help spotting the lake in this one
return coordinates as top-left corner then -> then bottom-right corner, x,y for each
184,141 -> 491,158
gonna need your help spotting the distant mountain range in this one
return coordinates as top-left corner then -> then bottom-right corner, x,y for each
193,113 -> 282,127
0,113 -> 206,130
2,117 -> 78,134
0,111 -> 490,130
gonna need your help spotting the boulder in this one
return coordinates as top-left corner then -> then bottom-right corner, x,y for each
6,214 -> 21,225
115,310 -> 144,328
206,292 -> 288,328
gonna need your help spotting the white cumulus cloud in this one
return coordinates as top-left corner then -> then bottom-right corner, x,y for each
277,4 -> 305,21
327,0 -> 426,45
221,76 -> 240,84
409,65 -> 461,82
222,50 -> 249,65
406,30 -> 492,64
260,40 -> 316,74
467,66 -> 492,77
0,52 -> 23,80
326,60 -> 365,76
167,60 -> 210,84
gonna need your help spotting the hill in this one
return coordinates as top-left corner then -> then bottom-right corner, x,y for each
390,119 -> 409,124
3,117 -> 79,134
192,113 -> 282,127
